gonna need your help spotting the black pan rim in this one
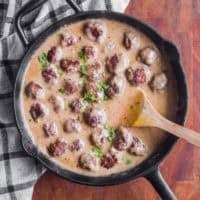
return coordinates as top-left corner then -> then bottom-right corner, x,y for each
13,10 -> 188,186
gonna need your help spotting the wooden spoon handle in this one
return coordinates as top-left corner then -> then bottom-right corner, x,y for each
156,115 -> 200,147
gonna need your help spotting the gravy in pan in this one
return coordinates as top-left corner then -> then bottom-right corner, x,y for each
22,19 -> 177,176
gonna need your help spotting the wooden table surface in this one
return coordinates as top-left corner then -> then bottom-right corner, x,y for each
32,0 -> 200,199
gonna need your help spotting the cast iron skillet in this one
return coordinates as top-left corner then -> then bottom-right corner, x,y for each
13,0 -> 188,199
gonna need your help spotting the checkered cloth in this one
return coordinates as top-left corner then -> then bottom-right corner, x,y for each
0,0 -> 129,199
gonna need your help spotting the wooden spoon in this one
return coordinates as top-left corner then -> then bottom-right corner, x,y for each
131,90 -> 200,147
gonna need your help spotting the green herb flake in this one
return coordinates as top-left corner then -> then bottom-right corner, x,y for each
58,87 -> 65,94
104,125 -> 116,142
78,50 -> 87,64
91,146 -> 103,158
84,93 -> 98,103
125,159 -> 132,165
28,118 -> 32,122
98,81 -> 109,101
80,64 -> 88,77
38,52 -> 49,70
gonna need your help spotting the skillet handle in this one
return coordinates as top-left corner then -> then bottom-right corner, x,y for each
15,0 -> 82,46
145,167 -> 177,200
14,0 -> 48,46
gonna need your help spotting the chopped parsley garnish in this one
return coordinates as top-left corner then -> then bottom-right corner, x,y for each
98,81 -> 109,100
28,118 -> 32,122
58,87 -> 65,94
104,125 -> 116,142
78,50 -> 88,77
84,93 -> 98,103
38,52 -> 48,70
80,64 -> 88,77
78,50 -> 87,63
125,158 -> 132,165
92,146 -> 103,158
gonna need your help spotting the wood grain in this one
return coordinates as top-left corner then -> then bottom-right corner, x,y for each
32,1 -> 200,199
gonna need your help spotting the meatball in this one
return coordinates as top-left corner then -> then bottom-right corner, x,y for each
49,95 -> 64,113
123,31 -> 140,50
106,53 -> 129,74
60,59 -> 79,73
101,153 -> 117,169
113,127 -> 133,151
82,46 -> 97,59
79,153 -> 99,171
138,47 -> 158,65
84,20 -> 106,43
60,33 -> 78,47
84,107 -> 107,128
83,82 -> 104,101
64,79 -> 79,95
69,98 -> 84,113
30,102 -> 48,122
42,65 -> 58,83
48,138 -> 68,157
128,136 -> 147,156
63,118 -> 81,133
87,62 -> 104,81
150,72 -> 168,91
47,46 -> 63,63
125,63 -> 151,86
69,139 -> 85,152
43,122 -> 58,137
25,81 -> 45,99
91,128 -> 109,147
106,75 -> 124,98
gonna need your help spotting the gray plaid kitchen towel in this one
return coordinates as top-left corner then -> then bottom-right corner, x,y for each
0,0 -> 129,199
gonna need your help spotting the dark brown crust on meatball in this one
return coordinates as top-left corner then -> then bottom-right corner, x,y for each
106,54 -> 119,74
30,103 -> 46,122
42,67 -> 57,83
69,99 -> 83,113
126,67 -> 146,85
101,154 -> 117,169
60,59 -> 79,73
64,79 -> 78,95
82,46 -> 95,59
48,139 -> 67,157
25,81 -> 43,99
43,122 -> 57,137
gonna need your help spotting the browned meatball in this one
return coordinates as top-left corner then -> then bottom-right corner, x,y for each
79,153 -> 99,171
113,127 -> 133,151
83,82 -> 103,101
101,153 -> 117,169
49,95 -> 64,113
43,122 -> 58,137
138,47 -> 158,65
150,72 -> 168,91
47,46 -> 63,63
42,66 -> 58,83
128,136 -> 147,156
106,53 -> 129,74
106,75 -> 124,98
84,107 -> 107,128
125,63 -> 151,86
64,79 -> 79,95
91,128 -> 109,147
87,62 -> 104,81
60,59 -> 79,73
63,118 -> 81,133
25,81 -> 45,99
82,46 -> 97,59
123,31 -> 140,50
69,98 -> 84,113
30,102 -> 48,122
60,33 -> 78,47
69,139 -> 85,152
84,20 -> 106,43
48,138 -> 68,157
